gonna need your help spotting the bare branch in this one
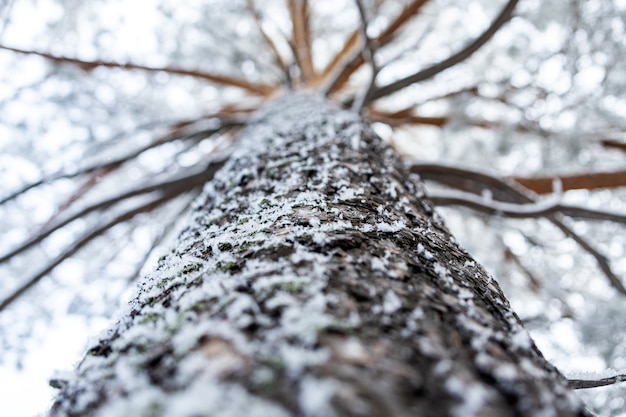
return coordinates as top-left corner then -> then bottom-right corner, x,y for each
288,0 -> 315,82
322,0 -> 430,95
377,20 -> 434,71
503,245 -> 543,291
367,108 -> 449,126
512,170 -> 626,194
316,31 -> 362,91
601,139 -> 626,153
0,45 -> 276,95
569,374 -> 626,390
41,166 -> 117,229
411,162 -> 626,295
552,217 -> 626,296
0,118 -> 243,205
375,0 -> 430,46
0,193 -> 174,313
410,162 -> 532,203
247,0 -> 293,87
125,195 -> 197,283
0,159 -> 227,264
427,189 -> 626,225
352,0 -> 379,113
367,0 -> 519,103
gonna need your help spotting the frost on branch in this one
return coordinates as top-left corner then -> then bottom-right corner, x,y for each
50,94 -> 586,417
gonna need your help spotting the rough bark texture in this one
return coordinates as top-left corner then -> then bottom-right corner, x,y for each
50,94 -> 587,417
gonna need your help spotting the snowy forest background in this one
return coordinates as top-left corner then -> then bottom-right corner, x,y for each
0,0 -> 625,415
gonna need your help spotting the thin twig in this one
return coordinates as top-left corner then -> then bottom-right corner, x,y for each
288,0 -> 315,83
378,21 -> 434,70
0,193 -> 175,313
374,0 -> 431,46
503,245 -> 542,291
601,139 -> 626,153
0,0 -> 16,41
352,0 -> 378,113
427,189 -> 626,225
367,0 -> 519,103
568,374 -> 626,389
0,45 -> 276,95
367,108 -> 449,126
316,31 -> 361,91
0,119 -> 242,205
41,166 -> 117,229
0,159 -> 227,264
247,0 -> 293,87
410,162 -> 626,295
125,195 -> 197,283
512,170 -> 626,194
322,0 -> 430,95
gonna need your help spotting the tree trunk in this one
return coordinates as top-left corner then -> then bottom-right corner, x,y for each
50,93 -> 587,417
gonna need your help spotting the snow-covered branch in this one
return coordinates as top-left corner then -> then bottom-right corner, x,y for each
428,189 -> 626,224
411,162 -> 626,295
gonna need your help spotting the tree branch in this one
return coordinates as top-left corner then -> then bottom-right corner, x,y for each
512,170 -> 626,194
322,0 -> 430,95
316,31 -> 361,91
366,0 -> 519,103
427,189 -> 626,224
0,118 -> 242,205
601,139 -> 626,153
411,162 -> 626,295
0,193 -> 175,313
367,108 -> 449,126
352,0 -> 379,113
375,0 -> 430,45
410,162 -> 532,203
568,374 -> 626,390
0,45 -> 276,95
247,0 -> 293,87
288,0 -> 315,82
0,159 -> 227,264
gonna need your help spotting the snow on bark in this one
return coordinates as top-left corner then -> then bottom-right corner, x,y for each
50,93 -> 587,417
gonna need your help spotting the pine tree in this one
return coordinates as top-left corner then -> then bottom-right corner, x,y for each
48,94 -> 588,416
1,1 -> 625,416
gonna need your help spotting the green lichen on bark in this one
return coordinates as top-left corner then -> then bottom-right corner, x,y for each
50,94 -> 587,417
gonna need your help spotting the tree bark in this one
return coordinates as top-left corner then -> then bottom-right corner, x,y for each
50,93 -> 588,417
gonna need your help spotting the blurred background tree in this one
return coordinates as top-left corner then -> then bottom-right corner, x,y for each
0,0 -> 625,415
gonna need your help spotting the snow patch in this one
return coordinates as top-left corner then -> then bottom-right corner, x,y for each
376,220 -> 405,232
335,186 -> 364,201
351,134 -> 360,151
370,257 -> 386,271
510,329 -> 532,349
433,262 -> 452,284
280,344 -> 329,377
445,377 -> 492,417
162,375 -> 291,417
299,376 -> 337,417
383,290 -> 402,314
417,243 -> 434,259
